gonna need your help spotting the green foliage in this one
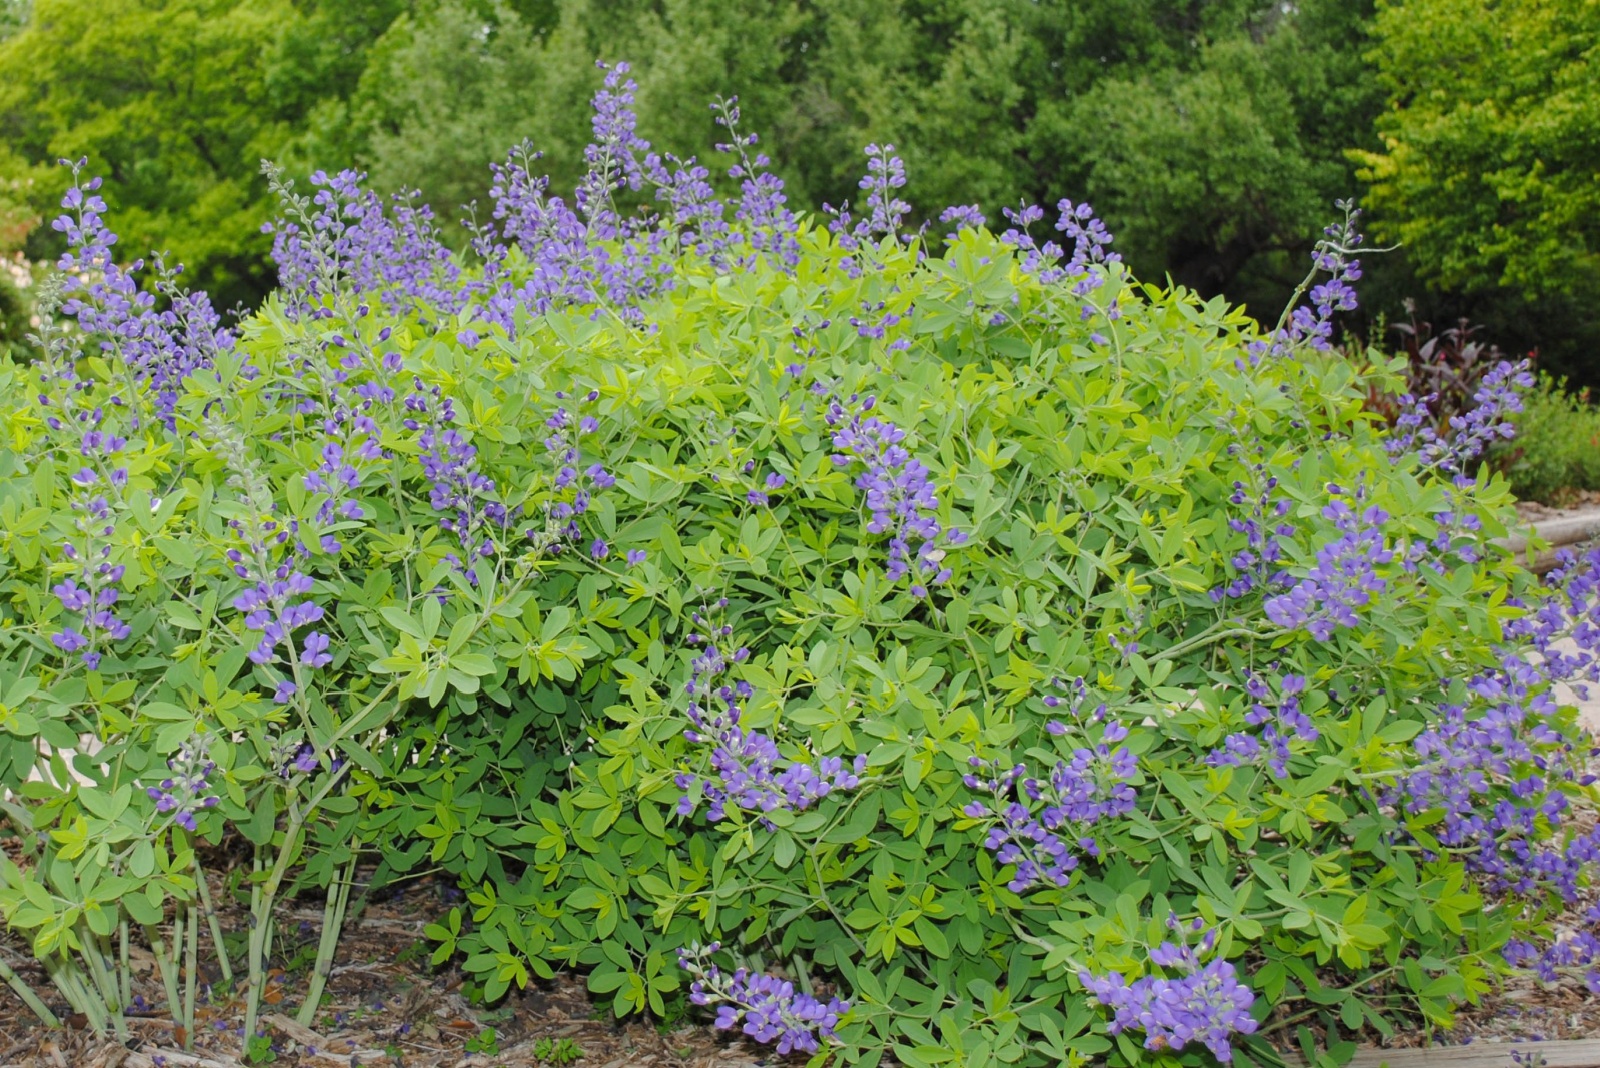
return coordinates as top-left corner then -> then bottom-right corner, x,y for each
1350,0 -> 1600,380
1356,0 -> 1600,306
329,0 -> 598,246
0,269 -> 30,360
0,0 -> 300,309
0,176 -> 1587,1068
464,1026 -> 501,1055
532,1036 -> 584,1065
1496,374 -> 1600,503
1037,1 -> 1383,313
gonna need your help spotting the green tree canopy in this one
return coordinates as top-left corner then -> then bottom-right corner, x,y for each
1357,0 -> 1600,303
1355,0 -> 1600,381
0,0 -> 298,308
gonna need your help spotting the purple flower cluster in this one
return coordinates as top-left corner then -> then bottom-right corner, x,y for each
1256,202 -> 1362,362
1206,671 -> 1320,779
825,395 -> 964,595
962,706 -> 1137,893
52,162 -> 232,430
1040,675 -> 1104,721
1505,907 -> 1600,994
50,494 -> 130,671
146,741 -> 221,833
1402,488 -> 1487,574
1264,488 -> 1392,640
1425,546 -> 1600,984
854,144 -> 910,242
1210,455 -> 1296,603
477,65 -> 811,332
939,204 -> 987,241
1079,917 -> 1259,1063
678,943 -> 849,1056
1380,651 -> 1597,904
232,565 -> 328,672
1371,540 -> 1600,947
528,390 -> 616,556
402,381 -> 513,585
711,97 -> 800,270
673,602 -> 865,827
998,199 -> 1120,293
1387,360 -> 1535,473
303,393 -> 386,534
481,141 -> 605,324
263,165 -> 468,321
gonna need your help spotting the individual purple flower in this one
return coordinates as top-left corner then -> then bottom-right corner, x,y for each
626,549 -> 647,567
287,743 -> 319,776
301,631 -> 333,669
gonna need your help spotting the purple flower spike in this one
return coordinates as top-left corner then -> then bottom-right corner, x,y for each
1080,918 -> 1258,1062
675,602 -> 865,827
678,943 -> 849,1056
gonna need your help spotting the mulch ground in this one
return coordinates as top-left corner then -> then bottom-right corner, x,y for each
3,863 -> 1597,1068
0,869 -> 769,1068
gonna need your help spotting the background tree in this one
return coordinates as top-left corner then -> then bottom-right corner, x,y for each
0,0 -> 300,310
1356,0 -> 1600,381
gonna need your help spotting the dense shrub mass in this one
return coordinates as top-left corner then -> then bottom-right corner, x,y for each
2,66 -> 1599,1068
1495,375 -> 1600,503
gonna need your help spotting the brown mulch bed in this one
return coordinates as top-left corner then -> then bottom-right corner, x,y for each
0,871 -> 767,1068
5,869 -> 1598,1068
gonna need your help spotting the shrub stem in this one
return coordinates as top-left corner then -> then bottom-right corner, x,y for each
0,954 -> 59,1027
296,852 -> 358,1028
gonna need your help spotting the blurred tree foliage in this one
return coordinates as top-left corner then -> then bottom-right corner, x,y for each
1356,0 -> 1600,380
0,0 -> 1593,379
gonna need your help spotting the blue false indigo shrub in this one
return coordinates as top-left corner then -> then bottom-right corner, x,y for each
0,67 -> 1597,1068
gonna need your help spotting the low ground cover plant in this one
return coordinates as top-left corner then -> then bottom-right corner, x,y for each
1,64 -> 1598,1068
1493,374 -> 1600,503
